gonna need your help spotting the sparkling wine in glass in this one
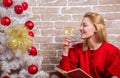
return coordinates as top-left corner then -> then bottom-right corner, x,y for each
65,27 -> 72,37
64,27 -> 73,48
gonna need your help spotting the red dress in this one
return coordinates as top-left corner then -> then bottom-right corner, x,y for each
58,42 -> 120,78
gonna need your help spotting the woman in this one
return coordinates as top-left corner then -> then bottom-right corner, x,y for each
57,12 -> 120,78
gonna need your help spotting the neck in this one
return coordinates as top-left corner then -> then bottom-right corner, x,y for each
88,41 -> 102,50
87,36 -> 102,50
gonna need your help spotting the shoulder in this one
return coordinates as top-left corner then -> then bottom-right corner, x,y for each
103,42 -> 120,54
103,42 -> 119,50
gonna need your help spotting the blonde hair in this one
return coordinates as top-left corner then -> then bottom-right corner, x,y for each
82,12 -> 107,51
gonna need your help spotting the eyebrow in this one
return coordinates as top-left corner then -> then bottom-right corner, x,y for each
81,23 -> 86,25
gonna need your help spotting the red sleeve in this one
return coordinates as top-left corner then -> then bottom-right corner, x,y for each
107,48 -> 120,77
58,47 -> 79,71
108,51 -> 120,78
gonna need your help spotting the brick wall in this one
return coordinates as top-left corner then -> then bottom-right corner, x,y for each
27,0 -> 120,72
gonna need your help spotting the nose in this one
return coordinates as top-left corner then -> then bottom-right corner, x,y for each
79,25 -> 83,31
79,25 -> 84,33
79,26 -> 82,30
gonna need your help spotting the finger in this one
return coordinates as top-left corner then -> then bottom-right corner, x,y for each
65,38 -> 71,43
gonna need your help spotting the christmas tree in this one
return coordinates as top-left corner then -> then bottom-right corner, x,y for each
0,0 -> 49,78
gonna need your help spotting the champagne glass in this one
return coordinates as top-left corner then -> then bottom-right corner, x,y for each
64,27 -> 72,48
65,27 -> 72,37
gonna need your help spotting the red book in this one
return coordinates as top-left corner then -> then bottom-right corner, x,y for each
55,67 -> 93,78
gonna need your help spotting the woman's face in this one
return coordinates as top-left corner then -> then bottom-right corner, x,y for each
80,17 -> 96,39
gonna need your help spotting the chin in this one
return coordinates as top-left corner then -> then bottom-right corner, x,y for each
82,38 -> 87,40
81,36 -> 86,39
81,36 -> 89,40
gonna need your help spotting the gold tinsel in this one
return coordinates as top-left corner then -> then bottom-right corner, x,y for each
4,24 -> 33,54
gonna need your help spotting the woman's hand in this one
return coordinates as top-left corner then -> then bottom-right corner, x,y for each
62,37 -> 71,56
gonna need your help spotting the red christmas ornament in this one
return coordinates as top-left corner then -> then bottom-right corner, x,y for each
28,46 -> 37,56
22,2 -> 28,10
1,16 -> 11,26
28,31 -> 34,37
2,75 -> 10,78
3,0 -> 13,7
14,5 -> 23,14
25,20 -> 34,30
28,64 -> 38,74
